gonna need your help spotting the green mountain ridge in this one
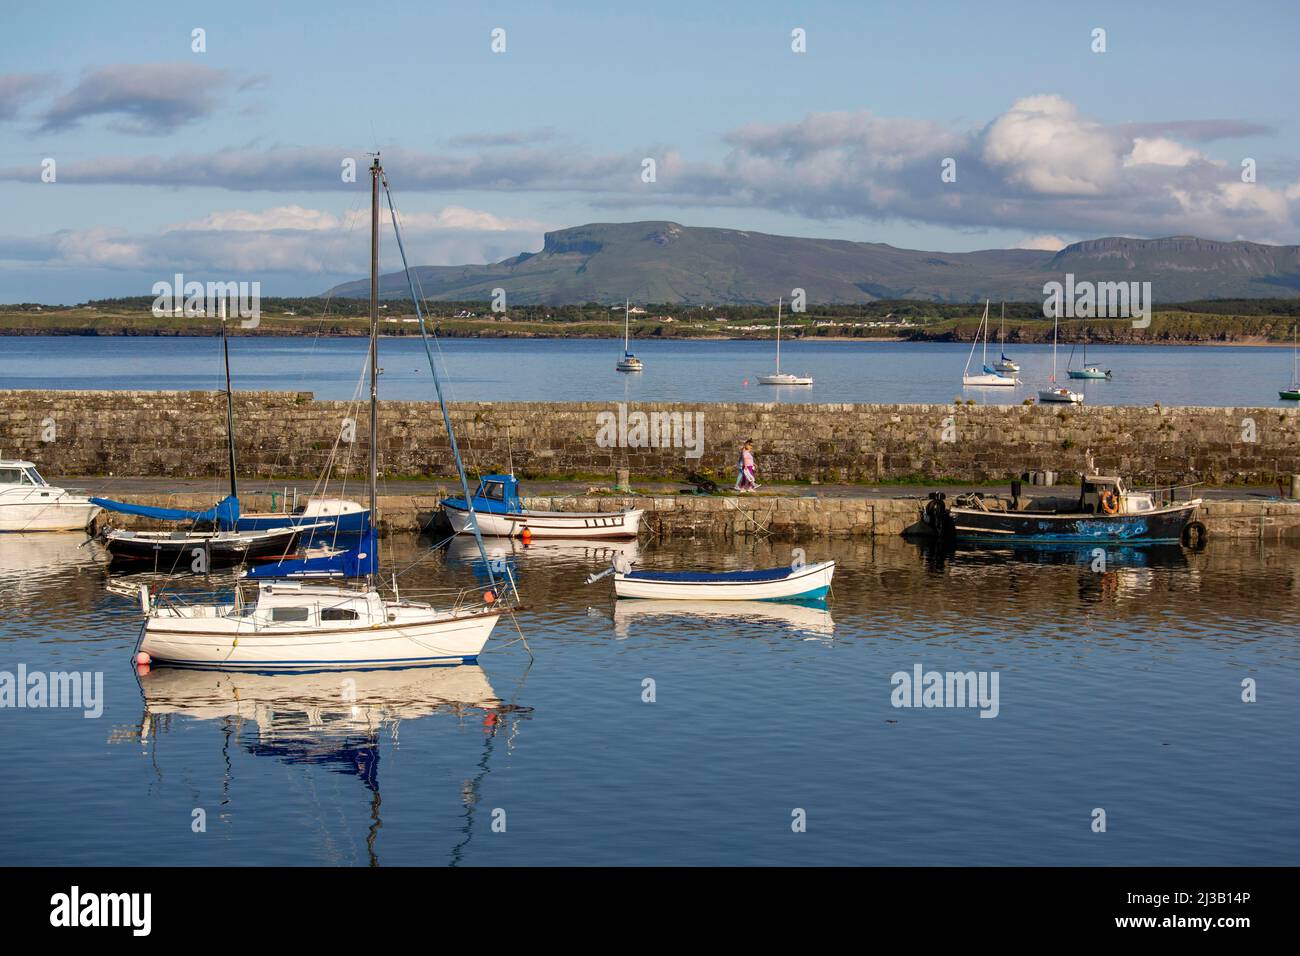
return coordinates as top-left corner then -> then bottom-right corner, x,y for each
325,221 -> 1300,305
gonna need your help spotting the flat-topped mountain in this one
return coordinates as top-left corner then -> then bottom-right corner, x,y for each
326,222 -> 1300,304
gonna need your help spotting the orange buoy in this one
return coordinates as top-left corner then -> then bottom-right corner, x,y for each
135,652 -> 151,666
483,589 -> 496,604
520,527 -> 532,544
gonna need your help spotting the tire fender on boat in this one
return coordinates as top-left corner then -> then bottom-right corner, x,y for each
1181,520 -> 1208,550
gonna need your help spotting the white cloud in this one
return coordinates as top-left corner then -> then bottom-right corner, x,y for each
1125,137 -> 1205,167
1015,234 -> 1068,251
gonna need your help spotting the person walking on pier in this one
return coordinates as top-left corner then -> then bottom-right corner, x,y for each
736,439 -> 758,492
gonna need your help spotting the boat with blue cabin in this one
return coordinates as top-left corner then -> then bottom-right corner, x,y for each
442,473 -> 643,539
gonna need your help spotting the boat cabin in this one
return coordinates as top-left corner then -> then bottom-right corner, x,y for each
462,474 -> 523,514
0,460 -> 49,488
1078,476 -> 1157,516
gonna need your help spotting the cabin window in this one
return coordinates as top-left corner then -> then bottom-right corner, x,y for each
270,607 -> 311,622
481,481 -> 505,502
0,468 -> 24,484
321,608 -> 359,621
24,468 -> 46,486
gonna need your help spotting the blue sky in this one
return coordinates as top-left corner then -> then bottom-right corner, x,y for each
1,0 -> 1298,302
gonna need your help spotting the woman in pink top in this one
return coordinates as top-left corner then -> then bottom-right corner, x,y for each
736,439 -> 757,492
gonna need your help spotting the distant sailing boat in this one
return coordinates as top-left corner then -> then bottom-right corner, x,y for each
1067,340 -> 1112,379
758,297 -> 813,385
615,299 -> 643,372
1281,324 -> 1300,400
1038,295 -> 1083,404
962,300 -> 1017,387
994,303 -> 1019,373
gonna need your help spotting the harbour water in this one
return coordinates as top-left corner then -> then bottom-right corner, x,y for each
1,532 -> 1296,866
5,336 -> 1300,407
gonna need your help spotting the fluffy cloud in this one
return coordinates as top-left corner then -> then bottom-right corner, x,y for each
0,205 -> 551,279
2,95 -> 1295,246
0,73 -> 55,121
39,63 -> 239,134
1014,234 -> 1067,251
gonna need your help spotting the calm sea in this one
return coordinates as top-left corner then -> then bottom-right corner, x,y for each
3,335 -> 1300,407
1,532 -> 1296,866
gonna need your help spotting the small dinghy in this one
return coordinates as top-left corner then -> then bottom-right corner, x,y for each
591,554 -> 834,602
442,473 -> 643,539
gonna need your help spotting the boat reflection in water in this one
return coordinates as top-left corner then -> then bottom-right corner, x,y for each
136,664 -> 531,865
611,598 -> 834,642
914,539 -> 1197,604
443,534 -> 641,582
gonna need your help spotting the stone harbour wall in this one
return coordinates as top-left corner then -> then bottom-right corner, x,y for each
3,389 -> 1300,485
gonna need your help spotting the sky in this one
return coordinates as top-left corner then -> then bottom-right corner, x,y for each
1,0 -> 1298,303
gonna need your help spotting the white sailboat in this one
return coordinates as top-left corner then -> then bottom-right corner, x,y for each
962,300 -> 1017,387
758,297 -> 813,385
1280,324 -> 1300,400
994,303 -> 1019,373
1038,294 -> 1083,404
134,156 -> 506,672
615,299 -> 643,371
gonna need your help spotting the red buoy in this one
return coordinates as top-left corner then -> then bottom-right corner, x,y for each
484,589 -> 496,604
520,527 -> 532,544
136,652 -> 151,666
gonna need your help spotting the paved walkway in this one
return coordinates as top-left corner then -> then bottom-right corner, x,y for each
57,475 -> 1282,502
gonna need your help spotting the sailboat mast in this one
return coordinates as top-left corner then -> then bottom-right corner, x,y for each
982,299 -> 989,367
624,298 -> 630,353
368,156 -> 380,528
220,300 -> 237,502
776,297 -> 782,372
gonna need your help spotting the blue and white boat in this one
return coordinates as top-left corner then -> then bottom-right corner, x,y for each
442,473 -> 643,539
612,560 -> 835,602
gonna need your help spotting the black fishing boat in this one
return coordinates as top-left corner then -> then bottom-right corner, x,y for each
103,525 -> 304,569
922,475 -> 1205,546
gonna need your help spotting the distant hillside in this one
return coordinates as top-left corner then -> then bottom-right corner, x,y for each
326,222 -> 1300,305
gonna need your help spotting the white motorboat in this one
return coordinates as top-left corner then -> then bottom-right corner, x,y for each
134,156 -> 508,672
615,299 -> 644,371
962,300 -> 1017,387
758,297 -> 813,385
442,473 -> 643,539
0,460 -> 100,532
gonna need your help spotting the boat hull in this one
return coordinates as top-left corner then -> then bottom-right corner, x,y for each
0,500 -> 100,532
444,501 -> 643,539
1038,389 -> 1083,404
140,609 -> 500,671
963,374 -> 1016,387
105,527 -> 301,568
236,510 -> 369,535
614,560 -> 834,601
758,374 -> 813,385
945,503 -> 1200,544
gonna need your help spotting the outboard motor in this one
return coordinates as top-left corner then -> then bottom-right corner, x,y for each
923,492 -> 954,539
1011,478 -> 1022,511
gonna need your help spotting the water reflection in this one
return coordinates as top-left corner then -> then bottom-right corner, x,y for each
611,598 -> 834,641
134,665 -> 532,865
